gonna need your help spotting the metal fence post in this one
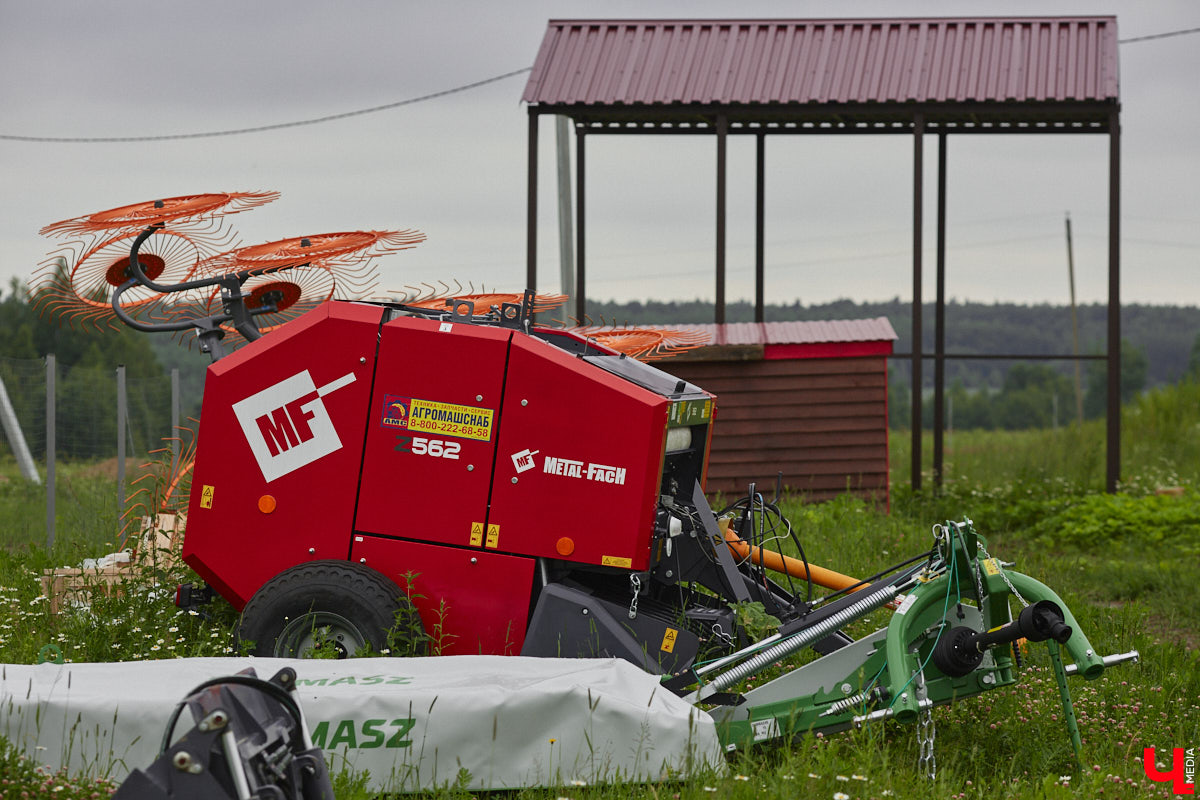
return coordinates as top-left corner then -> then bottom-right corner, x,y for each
45,354 -> 56,551
117,364 -> 126,519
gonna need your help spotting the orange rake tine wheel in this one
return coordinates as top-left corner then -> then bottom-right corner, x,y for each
40,191 -> 280,238
201,230 -> 425,274
571,325 -> 710,361
30,228 -> 214,330
405,291 -> 568,315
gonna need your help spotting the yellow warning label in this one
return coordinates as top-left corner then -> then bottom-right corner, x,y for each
602,555 -> 632,569
485,524 -> 500,549
406,398 -> 494,441
200,484 -> 215,509
469,522 -> 484,547
703,400 -> 711,418
661,628 -> 678,653
983,558 -> 1000,576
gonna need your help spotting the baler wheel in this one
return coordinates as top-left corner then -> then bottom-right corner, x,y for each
237,560 -> 426,658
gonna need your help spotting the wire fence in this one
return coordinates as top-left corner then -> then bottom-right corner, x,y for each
0,355 -> 187,548
0,355 -> 182,464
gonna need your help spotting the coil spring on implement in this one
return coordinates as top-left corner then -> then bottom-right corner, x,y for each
819,686 -> 888,718
697,581 -> 902,700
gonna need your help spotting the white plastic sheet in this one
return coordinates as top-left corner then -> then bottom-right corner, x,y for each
0,656 -> 723,792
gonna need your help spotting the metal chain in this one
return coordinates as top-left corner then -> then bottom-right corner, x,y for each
979,543 -> 1029,608
628,573 -> 641,619
917,704 -> 937,780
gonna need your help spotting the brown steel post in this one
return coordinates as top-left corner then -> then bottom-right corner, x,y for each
755,131 -> 766,323
1106,109 -> 1121,492
716,115 -> 728,324
933,132 -> 947,488
911,114 -> 925,491
576,126 -> 587,322
526,109 -> 539,295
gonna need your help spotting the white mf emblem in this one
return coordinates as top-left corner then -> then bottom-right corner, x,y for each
510,448 -> 540,474
233,370 -> 356,483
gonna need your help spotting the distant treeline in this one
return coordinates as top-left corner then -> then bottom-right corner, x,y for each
581,298 -> 1200,389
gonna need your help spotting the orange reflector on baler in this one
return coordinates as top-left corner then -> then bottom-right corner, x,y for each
258,495 -> 277,514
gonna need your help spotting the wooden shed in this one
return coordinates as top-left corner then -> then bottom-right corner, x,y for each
663,319 -> 897,504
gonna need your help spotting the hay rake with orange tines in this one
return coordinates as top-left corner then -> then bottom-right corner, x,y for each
35,192 -> 424,360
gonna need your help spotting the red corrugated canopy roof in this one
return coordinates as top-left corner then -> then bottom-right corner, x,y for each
524,17 -> 1118,122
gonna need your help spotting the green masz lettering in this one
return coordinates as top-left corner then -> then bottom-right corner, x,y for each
297,674 -> 409,687
308,718 -> 416,750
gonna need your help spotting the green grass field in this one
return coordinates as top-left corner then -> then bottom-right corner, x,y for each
2,380 -> 1198,799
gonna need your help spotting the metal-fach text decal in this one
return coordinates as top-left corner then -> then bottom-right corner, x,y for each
541,454 -> 627,485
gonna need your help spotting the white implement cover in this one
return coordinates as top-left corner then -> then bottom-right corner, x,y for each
0,656 -> 722,792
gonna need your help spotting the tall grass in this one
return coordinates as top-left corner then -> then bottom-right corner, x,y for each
0,460 -> 131,558
892,378 -> 1200,495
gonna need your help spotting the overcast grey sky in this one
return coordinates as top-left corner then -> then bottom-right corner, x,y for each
1,1 -> 1197,311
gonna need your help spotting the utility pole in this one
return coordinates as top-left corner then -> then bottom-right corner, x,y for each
555,116 -> 576,310
1065,212 -> 1084,424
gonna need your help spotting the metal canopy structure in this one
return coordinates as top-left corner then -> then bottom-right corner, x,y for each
523,16 -> 1122,492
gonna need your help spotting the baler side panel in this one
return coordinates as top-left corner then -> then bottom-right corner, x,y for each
355,316 -> 511,547
350,534 -> 535,655
183,302 -> 385,609
489,336 -> 667,570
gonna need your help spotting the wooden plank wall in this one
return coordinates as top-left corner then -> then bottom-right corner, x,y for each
666,357 -> 889,504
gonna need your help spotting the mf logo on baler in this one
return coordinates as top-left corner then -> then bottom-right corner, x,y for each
232,370 -> 357,482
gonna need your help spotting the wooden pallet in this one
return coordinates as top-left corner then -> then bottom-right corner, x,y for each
40,513 -> 184,613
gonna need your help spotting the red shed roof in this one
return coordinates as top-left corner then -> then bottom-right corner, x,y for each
675,318 -> 898,346
524,17 -> 1118,125
662,318 -> 898,361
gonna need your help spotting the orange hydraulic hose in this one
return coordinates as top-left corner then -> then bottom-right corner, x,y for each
723,529 -> 866,593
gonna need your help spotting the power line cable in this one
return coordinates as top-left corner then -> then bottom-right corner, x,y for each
0,66 -> 532,144
4,24 -> 1199,144
1119,26 -> 1200,44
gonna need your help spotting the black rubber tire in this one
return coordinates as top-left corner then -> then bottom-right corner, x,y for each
237,560 -> 425,658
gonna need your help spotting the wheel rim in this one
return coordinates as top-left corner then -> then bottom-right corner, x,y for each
275,611 -> 370,658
